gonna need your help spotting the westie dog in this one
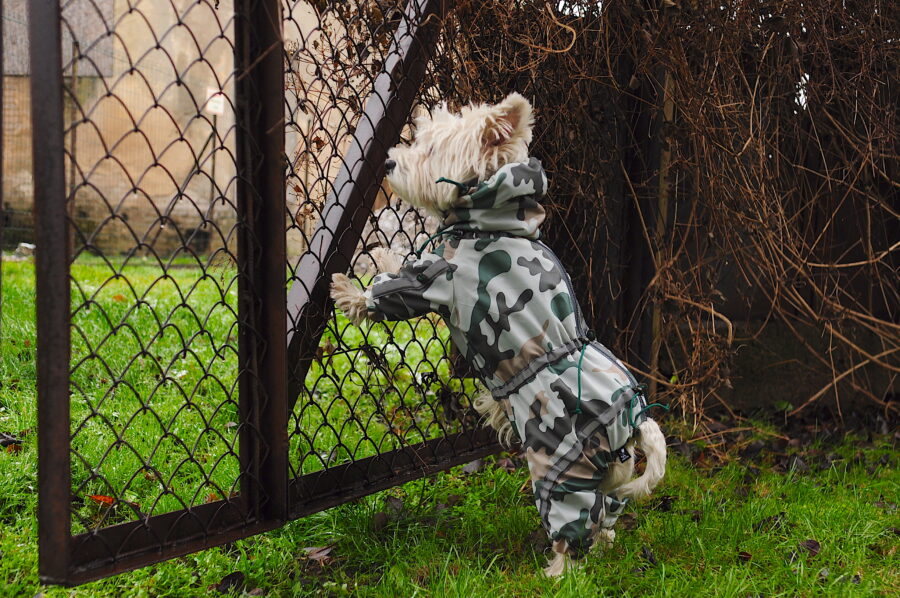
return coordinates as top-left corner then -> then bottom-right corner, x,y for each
331,93 -> 667,577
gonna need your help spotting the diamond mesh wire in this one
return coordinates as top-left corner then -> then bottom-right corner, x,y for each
60,0 -> 247,545
282,1 -> 493,496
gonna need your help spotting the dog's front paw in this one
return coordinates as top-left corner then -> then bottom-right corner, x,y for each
330,273 -> 368,326
368,247 -> 404,274
329,272 -> 355,298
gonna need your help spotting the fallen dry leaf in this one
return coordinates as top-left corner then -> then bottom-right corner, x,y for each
213,571 -> 245,593
754,511 -> 790,532
494,457 -> 517,473
0,432 -> 23,447
384,495 -> 404,516
650,495 -> 676,512
799,539 -> 821,557
301,545 -> 334,566
678,509 -> 702,522
517,527 -> 544,553
88,494 -> 115,506
461,459 -> 484,474
874,501 -> 898,512
617,513 -> 639,530
371,511 -> 389,532
434,494 -> 462,514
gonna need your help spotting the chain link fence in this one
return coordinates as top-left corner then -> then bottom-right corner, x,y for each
281,0 -> 496,516
32,0 -> 501,585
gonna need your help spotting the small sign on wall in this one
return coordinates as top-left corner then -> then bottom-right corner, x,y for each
205,87 -> 226,116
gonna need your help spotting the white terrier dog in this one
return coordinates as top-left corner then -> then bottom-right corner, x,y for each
331,93 -> 666,577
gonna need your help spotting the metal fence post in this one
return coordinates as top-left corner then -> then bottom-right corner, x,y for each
1,0 -> 4,342
235,0 -> 288,521
30,0 -> 72,584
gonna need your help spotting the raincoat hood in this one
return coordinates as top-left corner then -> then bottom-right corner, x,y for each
441,157 -> 547,239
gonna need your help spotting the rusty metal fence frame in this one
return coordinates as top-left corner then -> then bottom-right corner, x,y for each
33,0 -> 500,586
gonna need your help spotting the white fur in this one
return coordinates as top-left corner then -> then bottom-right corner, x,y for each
595,528 -> 616,548
332,249 -> 402,324
330,273 -> 368,327
368,247 -> 404,274
599,445 -> 636,495
386,93 -> 534,216
543,551 -> 578,577
473,392 -> 515,446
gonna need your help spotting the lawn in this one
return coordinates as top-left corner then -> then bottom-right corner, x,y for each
0,259 -> 897,597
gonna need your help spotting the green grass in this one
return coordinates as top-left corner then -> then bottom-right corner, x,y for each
1,259 -> 898,596
3,257 -> 464,531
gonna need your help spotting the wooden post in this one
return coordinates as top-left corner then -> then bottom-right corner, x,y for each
648,68 -> 675,398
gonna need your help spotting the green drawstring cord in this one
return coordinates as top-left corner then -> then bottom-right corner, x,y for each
627,384 -> 670,427
413,177 -> 473,257
414,227 -> 453,257
435,177 -> 470,194
632,402 -> 669,424
573,330 -> 596,415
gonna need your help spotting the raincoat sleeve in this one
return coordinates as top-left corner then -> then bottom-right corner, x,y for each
364,251 -> 454,321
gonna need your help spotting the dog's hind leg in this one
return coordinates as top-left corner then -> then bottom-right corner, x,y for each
591,527 -> 616,553
543,550 -> 579,578
543,520 -> 617,576
533,466 -> 629,577
598,446 -> 635,495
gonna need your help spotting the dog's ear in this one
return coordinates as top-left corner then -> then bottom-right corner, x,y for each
482,92 -> 533,149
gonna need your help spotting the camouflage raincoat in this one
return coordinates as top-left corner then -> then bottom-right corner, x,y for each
364,158 -> 648,556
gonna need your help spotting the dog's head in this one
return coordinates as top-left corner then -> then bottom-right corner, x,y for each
385,92 -> 534,216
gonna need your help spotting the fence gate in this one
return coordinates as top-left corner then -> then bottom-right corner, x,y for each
32,0 -> 498,585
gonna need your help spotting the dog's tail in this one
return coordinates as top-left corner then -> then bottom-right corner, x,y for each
614,418 -> 667,500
